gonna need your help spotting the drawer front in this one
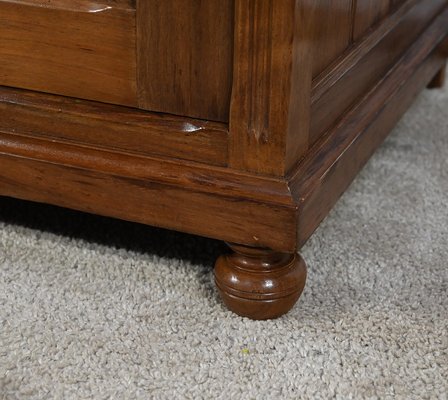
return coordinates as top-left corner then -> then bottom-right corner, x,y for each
0,0 -> 137,107
0,0 -> 234,122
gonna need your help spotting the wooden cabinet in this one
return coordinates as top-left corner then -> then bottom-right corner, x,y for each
1,0 -> 447,319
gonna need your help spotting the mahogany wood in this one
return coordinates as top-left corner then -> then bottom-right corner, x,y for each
312,0 -> 420,100
0,0 -> 446,319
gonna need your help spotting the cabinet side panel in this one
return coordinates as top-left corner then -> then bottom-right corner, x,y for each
137,0 -> 234,122
310,0 -> 447,145
353,0 -> 391,40
310,0 -> 354,78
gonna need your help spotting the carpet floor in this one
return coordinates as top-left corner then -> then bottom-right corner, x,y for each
1,77 -> 447,399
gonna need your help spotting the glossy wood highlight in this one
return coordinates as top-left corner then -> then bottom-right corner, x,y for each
0,88 -> 228,166
0,130 -> 300,252
0,0 -> 137,106
214,244 -> 307,320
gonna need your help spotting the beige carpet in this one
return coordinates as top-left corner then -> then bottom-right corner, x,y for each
1,78 -> 447,399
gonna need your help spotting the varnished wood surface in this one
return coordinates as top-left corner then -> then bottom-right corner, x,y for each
310,0 -> 446,145
353,0 -> 391,40
137,0 -> 234,122
291,7 -> 448,247
309,0 -> 353,78
309,0 -> 415,80
229,0 -> 447,176
0,0 -> 234,122
0,152 -> 296,252
0,127 -> 295,208
0,87 -> 228,166
312,0 -> 420,101
229,0 -> 312,175
0,0 -> 447,320
0,0 -> 137,106
0,0 -> 445,253
0,129 -> 299,252
214,244 -> 307,320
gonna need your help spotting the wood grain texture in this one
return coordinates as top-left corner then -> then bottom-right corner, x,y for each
0,87 -> 228,166
310,0 -> 447,145
312,0 -> 420,101
0,130 -> 299,252
229,0 -> 312,176
1,11 -> 444,253
353,0 -> 391,40
137,0 -> 234,122
0,0 -> 137,106
291,7 -> 448,247
309,0 -> 354,78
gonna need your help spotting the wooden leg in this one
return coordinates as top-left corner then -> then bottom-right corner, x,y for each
427,63 -> 446,89
214,244 -> 307,320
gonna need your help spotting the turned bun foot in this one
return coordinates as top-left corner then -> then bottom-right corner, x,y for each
214,244 -> 307,320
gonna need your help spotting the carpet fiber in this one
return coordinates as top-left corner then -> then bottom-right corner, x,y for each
1,78 -> 447,399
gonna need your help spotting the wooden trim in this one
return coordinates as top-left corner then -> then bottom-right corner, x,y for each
313,0 -> 419,102
291,7 -> 448,247
0,130 -> 295,207
309,0 -> 447,144
0,87 -> 228,167
0,132 -> 297,252
228,0 -> 312,176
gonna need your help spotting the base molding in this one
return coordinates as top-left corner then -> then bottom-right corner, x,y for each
0,134 -> 297,252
